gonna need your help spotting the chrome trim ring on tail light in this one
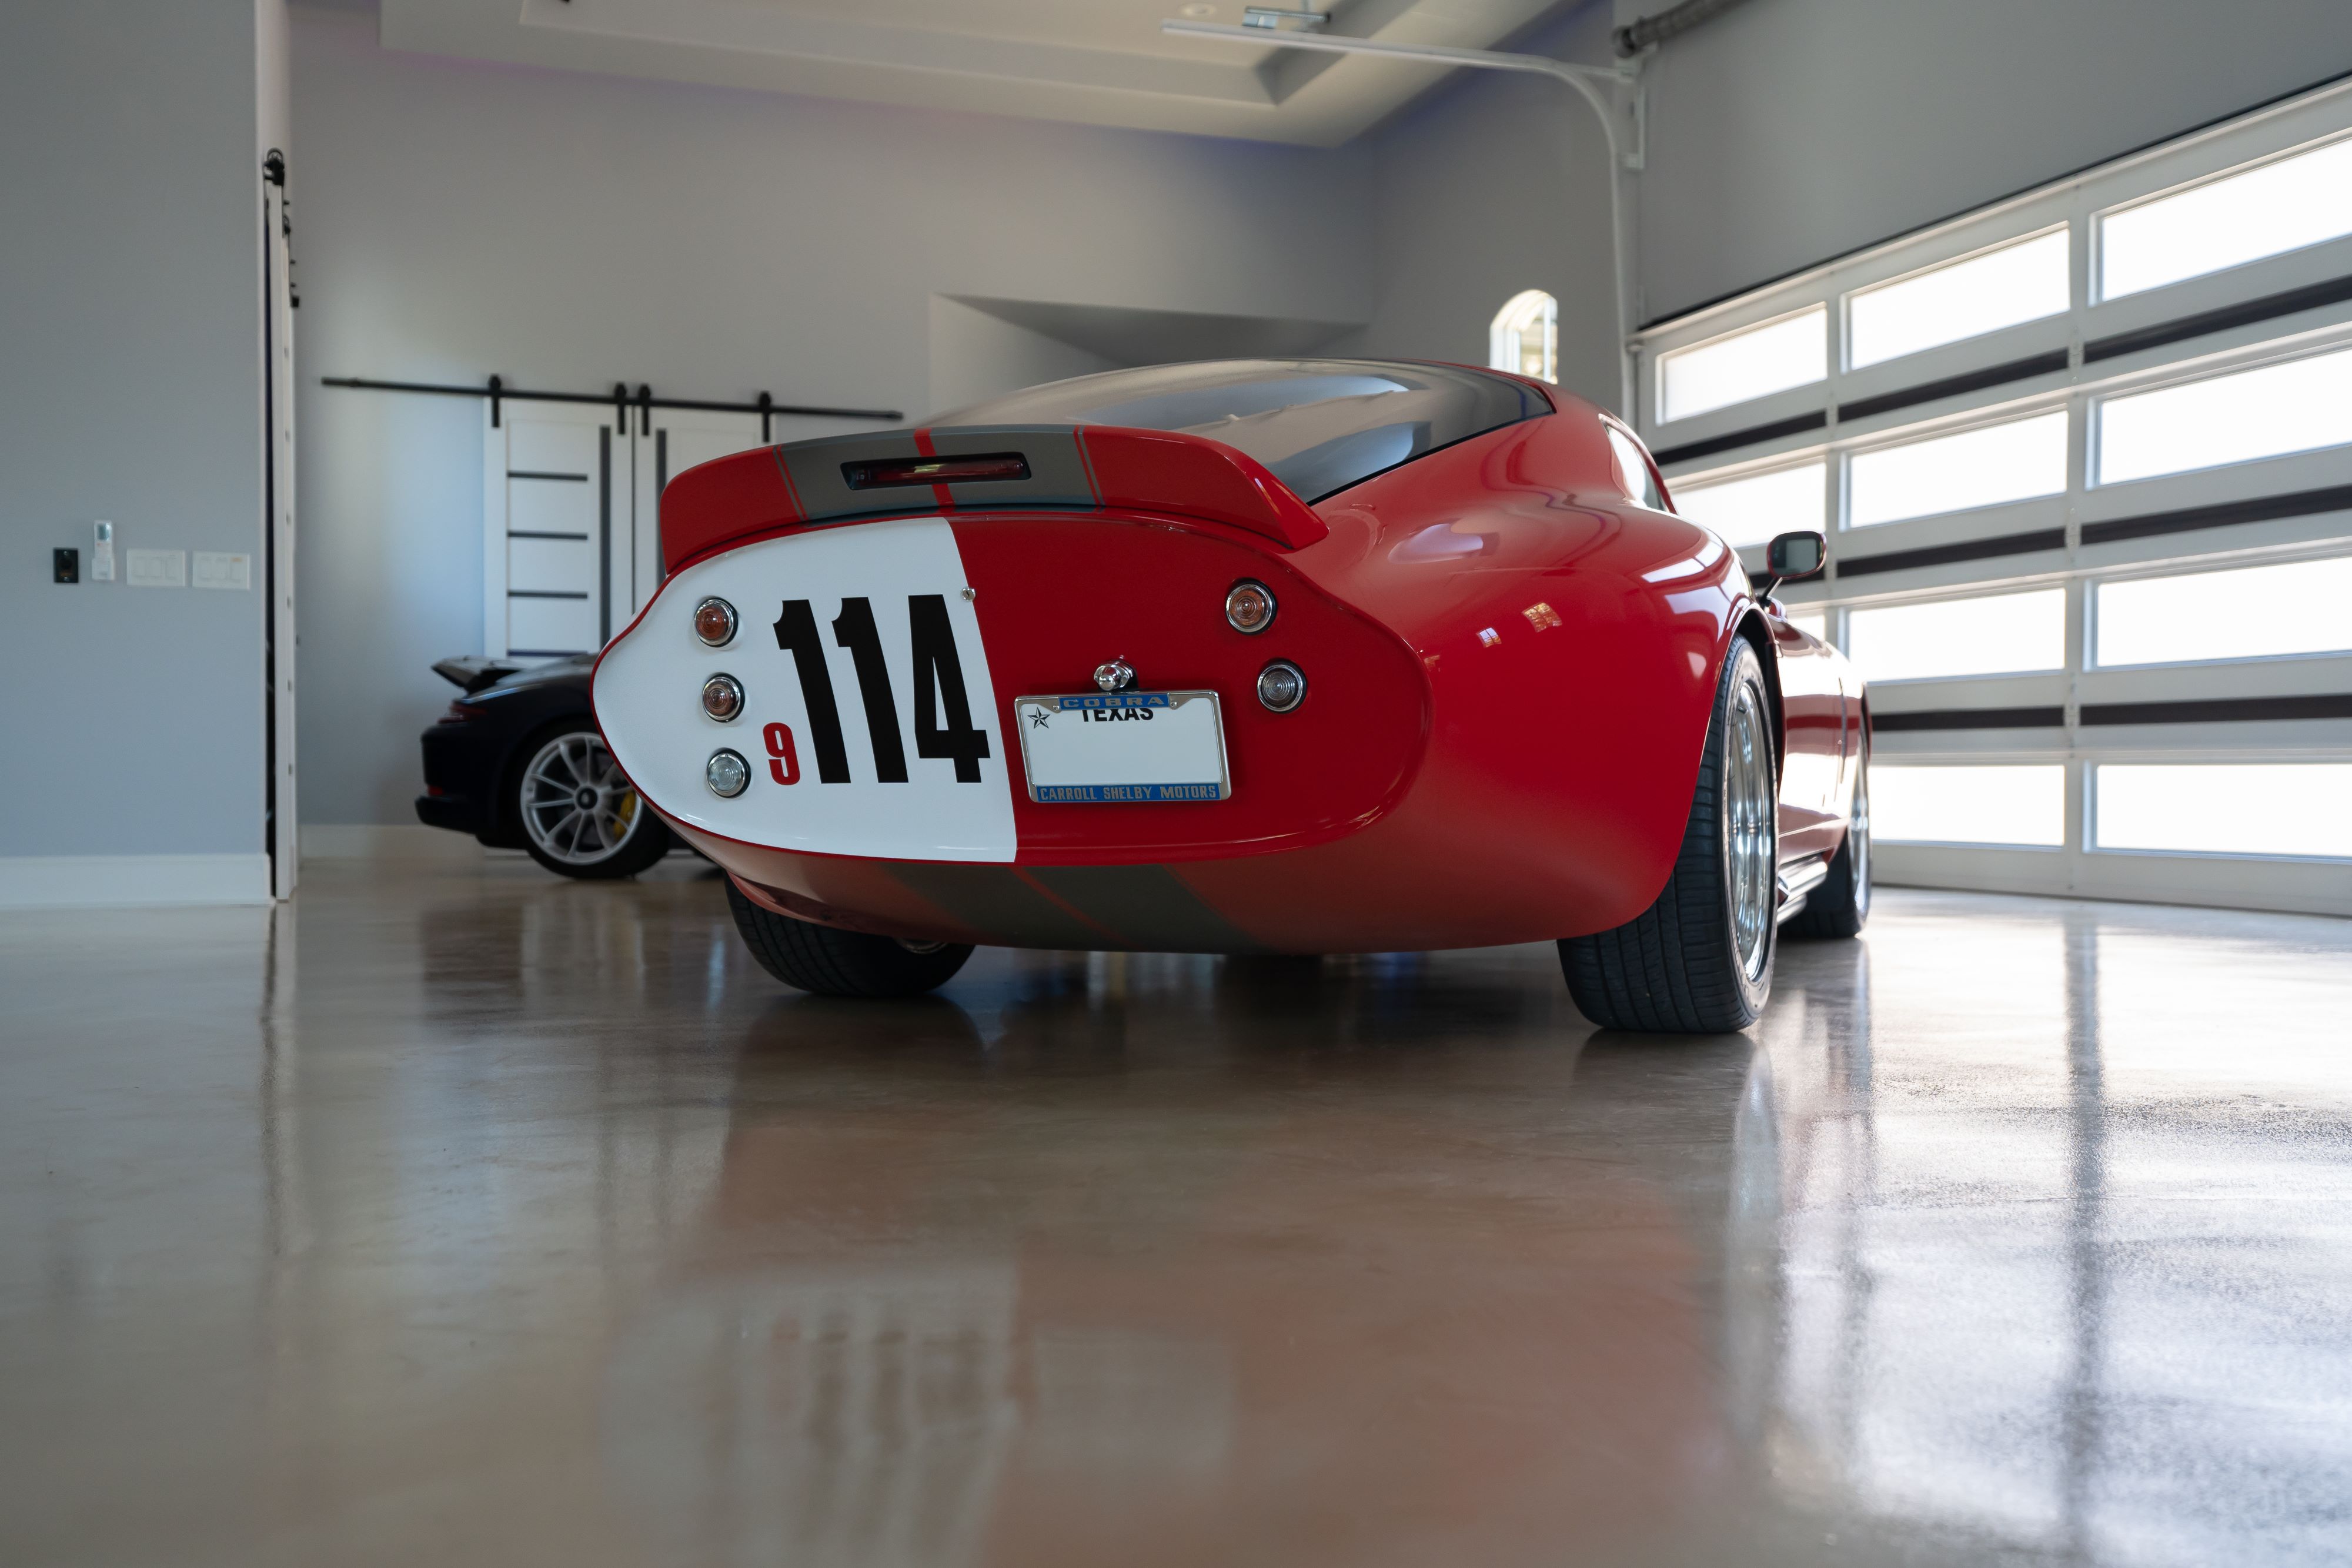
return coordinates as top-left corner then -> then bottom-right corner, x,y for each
706,749 -> 751,797
1256,660 -> 1307,713
693,597 -> 739,647
1225,579 -> 1277,634
701,673 -> 744,722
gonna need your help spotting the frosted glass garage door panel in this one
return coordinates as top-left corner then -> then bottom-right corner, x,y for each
2100,135 -> 2352,300
509,595 -> 597,656
1846,589 -> 2065,683
1674,462 -> 1826,547
1875,765 -> 2066,847
1658,307 -> 1826,423
1849,412 -> 2068,526
2095,554 -> 2352,666
2096,764 -> 2352,858
2096,347 -> 2352,485
1848,230 -> 2070,369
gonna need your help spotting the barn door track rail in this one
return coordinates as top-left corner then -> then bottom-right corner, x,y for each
322,373 -> 903,440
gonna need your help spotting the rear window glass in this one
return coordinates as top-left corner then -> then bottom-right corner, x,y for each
936,359 -> 1550,502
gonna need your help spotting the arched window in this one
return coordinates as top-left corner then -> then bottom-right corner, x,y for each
1490,289 -> 1558,384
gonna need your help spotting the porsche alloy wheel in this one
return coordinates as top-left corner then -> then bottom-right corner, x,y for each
724,877 -> 974,998
514,723 -> 671,880
1559,637 -> 1777,1034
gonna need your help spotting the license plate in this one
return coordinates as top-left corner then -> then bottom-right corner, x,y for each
1013,691 -> 1231,803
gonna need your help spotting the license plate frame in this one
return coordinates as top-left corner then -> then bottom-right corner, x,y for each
1012,690 -> 1231,803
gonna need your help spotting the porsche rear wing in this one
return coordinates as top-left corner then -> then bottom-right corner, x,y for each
660,423 -> 1328,573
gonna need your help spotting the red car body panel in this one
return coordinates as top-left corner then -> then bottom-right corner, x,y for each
594,372 -> 1862,955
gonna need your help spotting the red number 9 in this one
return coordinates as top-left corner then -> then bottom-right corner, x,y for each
763,723 -> 799,785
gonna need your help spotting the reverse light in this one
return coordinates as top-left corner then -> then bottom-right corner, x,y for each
1225,579 -> 1277,634
701,673 -> 744,722
1257,660 -> 1307,713
694,597 -> 739,647
706,750 -> 751,798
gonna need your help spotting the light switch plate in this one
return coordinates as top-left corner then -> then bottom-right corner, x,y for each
192,551 -> 251,590
125,548 -> 186,589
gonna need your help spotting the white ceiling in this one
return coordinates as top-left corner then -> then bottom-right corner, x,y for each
378,0 -> 1571,146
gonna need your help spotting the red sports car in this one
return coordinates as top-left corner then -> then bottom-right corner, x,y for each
592,360 -> 1868,1032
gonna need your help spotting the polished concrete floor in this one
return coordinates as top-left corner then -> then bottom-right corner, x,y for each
4,861 -> 2351,1567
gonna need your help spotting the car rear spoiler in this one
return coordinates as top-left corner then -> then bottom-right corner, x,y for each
431,654 -> 527,693
659,424 -> 1329,573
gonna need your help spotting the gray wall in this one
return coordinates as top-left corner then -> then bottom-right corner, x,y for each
1636,0 -> 2352,320
291,4 -> 1374,826
0,2 -> 276,861
1348,1 -> 1623,410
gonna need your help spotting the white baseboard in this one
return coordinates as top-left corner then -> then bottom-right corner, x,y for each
0,853 -> 273,910
300,824 -> 486,861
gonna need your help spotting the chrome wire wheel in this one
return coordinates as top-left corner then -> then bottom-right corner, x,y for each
1725,681 -> 1778,980
520,730 -> 643,867
1850,760 -> 1871,917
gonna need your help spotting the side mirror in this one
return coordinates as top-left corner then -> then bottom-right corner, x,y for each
1766,530 -> 1827,581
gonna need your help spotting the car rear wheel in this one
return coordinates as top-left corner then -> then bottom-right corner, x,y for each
1559,637 -> 1777,1033
1786,742 -> 1870,939
513,722 -> 671,880
725,877 -> 975,998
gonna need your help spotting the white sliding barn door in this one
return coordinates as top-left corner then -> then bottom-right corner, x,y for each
632,408 -> 769,614
486,403 -> 780,655
483,403 -> 626,658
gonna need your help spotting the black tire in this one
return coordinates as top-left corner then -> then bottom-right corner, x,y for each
510,720 -> 673,880
1560,637 -> 1778,1033
1786,740 -> 1869,939
725,877 -> 974,998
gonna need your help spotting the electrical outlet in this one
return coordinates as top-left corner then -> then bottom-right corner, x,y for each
54,548 -> 80,583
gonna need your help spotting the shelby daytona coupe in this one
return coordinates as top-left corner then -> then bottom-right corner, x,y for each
592,360 -> 1869,1032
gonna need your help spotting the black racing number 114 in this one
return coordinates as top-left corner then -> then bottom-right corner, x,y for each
771,595 -> 991,784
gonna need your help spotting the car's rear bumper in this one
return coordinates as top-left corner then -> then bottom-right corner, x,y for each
413,790 -> 481,835
417,719 -> 508,841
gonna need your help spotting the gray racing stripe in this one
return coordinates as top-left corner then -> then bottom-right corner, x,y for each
889,864 -> 1112,950
1024,865 -> 1271,955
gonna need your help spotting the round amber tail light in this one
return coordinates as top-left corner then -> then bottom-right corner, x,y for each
1225,579 -> 1277,634
693,596 -> 739,647
701,673 -> 744,722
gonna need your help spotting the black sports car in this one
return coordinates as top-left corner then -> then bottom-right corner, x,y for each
416,655 -> 673,878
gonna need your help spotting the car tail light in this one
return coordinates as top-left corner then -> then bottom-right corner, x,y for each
694,596 -> 739,647
701,673 -> 744,722
841,453 -> 1030,489
438,701 -> 483,724
706,750 -> 751,798
1257,661 -> 1307,713
1225,579 -> 1277,634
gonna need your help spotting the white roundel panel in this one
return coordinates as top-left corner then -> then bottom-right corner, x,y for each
593,518 -> 1017,862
